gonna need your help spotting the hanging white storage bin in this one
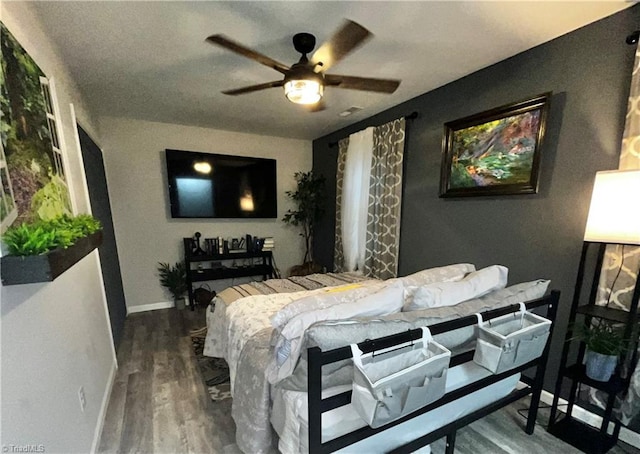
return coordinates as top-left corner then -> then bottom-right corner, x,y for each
350,327 -> 451,429
473,303 -> 551,374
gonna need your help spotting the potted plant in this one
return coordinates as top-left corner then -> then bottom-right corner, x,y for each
157,261 -> 188,310
1,214 -> 103,285
576,320 -> 625,382
282,171 -> 326,276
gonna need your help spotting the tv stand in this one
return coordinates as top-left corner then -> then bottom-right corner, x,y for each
182,238 -> 274,310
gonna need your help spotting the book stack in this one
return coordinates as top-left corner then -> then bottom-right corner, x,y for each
262,237 -> 275,252
204,238 -> 220,255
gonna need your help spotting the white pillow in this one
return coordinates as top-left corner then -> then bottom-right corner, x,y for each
403,265 -> 508,311
266,281 -> 405,385
398,263 -> 476,288
480,279 -> 550,306
400,263 -> 476,307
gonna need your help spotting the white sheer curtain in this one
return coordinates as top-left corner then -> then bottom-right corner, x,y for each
341,127 -> 374,272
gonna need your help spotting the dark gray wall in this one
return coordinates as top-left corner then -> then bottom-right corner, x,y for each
78,126 -> 127,352
312,6 -> 639,389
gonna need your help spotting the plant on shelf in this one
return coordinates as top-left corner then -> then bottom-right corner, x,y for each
573,320 -> 625,382
282,171 -> 326,276
157,261 -> 188,310
2,214 -> 102,256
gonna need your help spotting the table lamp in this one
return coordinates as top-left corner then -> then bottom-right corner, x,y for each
583,169 -> 640,245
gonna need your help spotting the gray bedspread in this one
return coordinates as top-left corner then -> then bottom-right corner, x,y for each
232,328 -> 275,454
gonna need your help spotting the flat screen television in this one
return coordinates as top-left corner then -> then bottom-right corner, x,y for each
165,149 -> 277,218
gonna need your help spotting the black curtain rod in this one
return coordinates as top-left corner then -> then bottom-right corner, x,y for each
327,111 -> 419,148
627,30 -> 640,45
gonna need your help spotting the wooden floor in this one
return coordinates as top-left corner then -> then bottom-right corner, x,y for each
99,308 -> 640,454
98,307 -> 238,454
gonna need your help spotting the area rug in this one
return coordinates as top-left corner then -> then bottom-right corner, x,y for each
191,327 -> 231,402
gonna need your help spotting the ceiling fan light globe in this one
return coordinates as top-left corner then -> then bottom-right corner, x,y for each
284,79 -> 323,105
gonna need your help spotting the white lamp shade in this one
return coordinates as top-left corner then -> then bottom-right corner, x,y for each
583,169 -> 640,245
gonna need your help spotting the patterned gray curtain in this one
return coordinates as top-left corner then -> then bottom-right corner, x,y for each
333,137 -> 349,272
362,118 -> 406,280
590,40 -> 640,426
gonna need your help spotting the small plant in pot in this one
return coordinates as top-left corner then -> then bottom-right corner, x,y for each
157,261 -> 188,310
576,320 -> 625,382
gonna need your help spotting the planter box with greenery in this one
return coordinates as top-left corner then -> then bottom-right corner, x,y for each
1,215 -> 103,285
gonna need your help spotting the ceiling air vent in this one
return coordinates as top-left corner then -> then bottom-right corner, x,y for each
339,106 -> 363,117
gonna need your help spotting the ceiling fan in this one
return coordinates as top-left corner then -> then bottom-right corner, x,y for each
206,19 -> 401,109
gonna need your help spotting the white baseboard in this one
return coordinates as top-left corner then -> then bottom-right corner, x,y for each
91,359 -> 117,454
526,384 -> 640,448
127,301 -> 174,314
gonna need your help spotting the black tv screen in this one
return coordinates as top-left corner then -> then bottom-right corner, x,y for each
165,149 -> 277,218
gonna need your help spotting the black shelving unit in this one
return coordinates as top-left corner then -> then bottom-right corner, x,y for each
548,242 -> 640,454
183,238 -> 274,309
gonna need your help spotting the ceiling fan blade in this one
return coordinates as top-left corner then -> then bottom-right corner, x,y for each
222,80 -> 284,95
325,74 -> 400,93
207,34 -> 290,75
311,20 -> 372,72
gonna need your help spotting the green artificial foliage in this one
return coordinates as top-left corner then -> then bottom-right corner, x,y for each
49,214 -> 102,237
2,223 -> 58,255
2,214 -> 102,256
573,320 -> 626,356
157,261 -> 188,300
282,171 -> 326,265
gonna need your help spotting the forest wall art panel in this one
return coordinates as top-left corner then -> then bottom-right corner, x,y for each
439,93 -> 550,198
0,22 -> 72,233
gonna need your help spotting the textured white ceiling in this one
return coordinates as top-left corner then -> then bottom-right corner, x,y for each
30,1 -> 631,140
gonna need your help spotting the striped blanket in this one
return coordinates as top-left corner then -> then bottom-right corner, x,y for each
214,272 -> 371,307
203,272 -> 371,363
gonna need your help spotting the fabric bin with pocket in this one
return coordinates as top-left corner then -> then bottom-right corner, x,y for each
473,302 -> 551,374
350,327 -> 451,429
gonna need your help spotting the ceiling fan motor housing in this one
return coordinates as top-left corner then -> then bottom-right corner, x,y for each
292,32 -> 316,56
285,62 -> 324,85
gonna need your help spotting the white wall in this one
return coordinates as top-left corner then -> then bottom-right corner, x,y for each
98,117 -> 312,310
1,3 -> 116,453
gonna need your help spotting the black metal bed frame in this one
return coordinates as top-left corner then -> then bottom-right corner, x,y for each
307,290 -> 560,453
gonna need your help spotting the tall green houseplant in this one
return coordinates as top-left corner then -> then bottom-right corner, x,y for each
282,171 -> 325,272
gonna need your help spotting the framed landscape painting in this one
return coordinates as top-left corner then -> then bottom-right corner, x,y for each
439,93 -> 550,198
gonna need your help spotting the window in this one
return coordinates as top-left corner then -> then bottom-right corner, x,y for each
40,77 -> 66,182
0,140 -> 17,233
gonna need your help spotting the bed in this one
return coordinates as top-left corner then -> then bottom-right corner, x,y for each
203,272 -> 373,388
203,263 -> 558,453
304,295 -> 559,453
